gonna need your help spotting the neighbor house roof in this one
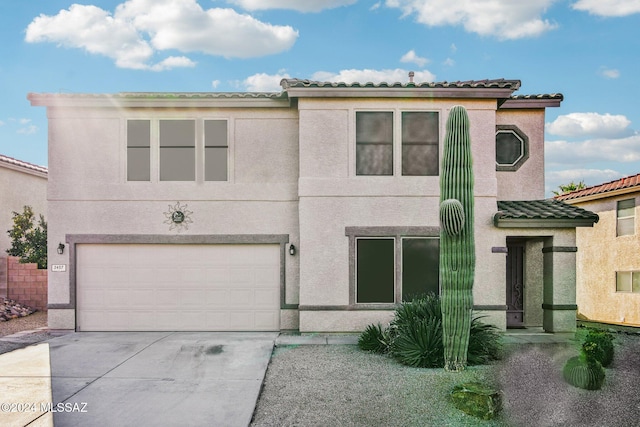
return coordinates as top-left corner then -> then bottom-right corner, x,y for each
554,173 -> 640,203
494,200 -> 599,228
0,154 -> 48,178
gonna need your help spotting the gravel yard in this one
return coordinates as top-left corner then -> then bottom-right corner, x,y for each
1,311 -> 638,426
0,311 -> 52,355
251,334 -> 640,427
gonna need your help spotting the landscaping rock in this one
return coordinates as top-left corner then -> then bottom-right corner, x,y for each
0,298 -> 36,322
450,382 -> 502,420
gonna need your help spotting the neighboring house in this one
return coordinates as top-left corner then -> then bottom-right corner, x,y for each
0,154 -> 48,298
556,174 -> 640,327
0,154 -> 48,254
28,78 -> 598,333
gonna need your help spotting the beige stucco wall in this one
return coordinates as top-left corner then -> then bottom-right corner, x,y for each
574,194 -> 640,326
0,166 -> 47,255
44,104 -> 300,329
295,97 -> 546,332
495,109 -> 546,200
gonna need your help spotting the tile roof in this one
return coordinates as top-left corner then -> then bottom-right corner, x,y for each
554,173 -> 640,202
280,78 -> 522,90
494,200 -> 599,227
0,154 -> 48,176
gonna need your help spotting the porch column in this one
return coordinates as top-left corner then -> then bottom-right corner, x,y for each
542,238 -> 578,332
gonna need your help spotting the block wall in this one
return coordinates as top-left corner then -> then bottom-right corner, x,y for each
6,256 -> 48,311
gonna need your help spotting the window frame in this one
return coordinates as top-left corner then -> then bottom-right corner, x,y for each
346,226 -> 440,308
495,124 -> 529,172
615,271 -> 640,293
616,198 -> 635,237
125,117 -> 230,183
354,110 -> 440,177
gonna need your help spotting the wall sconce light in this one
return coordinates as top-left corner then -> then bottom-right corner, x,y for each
57,243 -> 65,255
289,244 -> 296,256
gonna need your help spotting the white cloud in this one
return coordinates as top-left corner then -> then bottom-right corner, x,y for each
545,134 -> 640,166
149,56 -> 196,72
400,50 -> 428,67
228,0 -> 356,12
17,125 -> 38,135
599,67 -> 620,79
371,2 -> 383,11
25,0 -> 298,70
242,71 -> 291,92
385,0 -> 558,39
311,68 -> 436,83
211,80 -> 221,89
0,120 -> 5,127
572,0 -> 640,17
547,112 -> 632,138
443,58 -> 455,66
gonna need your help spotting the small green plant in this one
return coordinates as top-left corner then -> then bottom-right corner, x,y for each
584,330 -> 615,367
358,294 -> 502,369
563,341 -> 606,390
357,323 -> 391,354
6,206 -> 47,269
391,316 -> 444,368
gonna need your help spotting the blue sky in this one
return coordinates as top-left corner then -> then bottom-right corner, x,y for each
1,0 -> 639,196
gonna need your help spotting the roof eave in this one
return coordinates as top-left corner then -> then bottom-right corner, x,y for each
493,217 -> 599,228
27,93 -> 291,109
284,86 -> 516,99
500,98 -> 563,109
0,159 -> 48,178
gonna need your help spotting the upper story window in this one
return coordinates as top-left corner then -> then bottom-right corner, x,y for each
617,198 -> 635,236
496,125 -> 529,171
356,111 -> 439,176
127,120 -> 151,181
127,119 -> 228,182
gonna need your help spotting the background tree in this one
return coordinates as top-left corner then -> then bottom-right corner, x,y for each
6,205 -> 47,269
553,180 -> 586,196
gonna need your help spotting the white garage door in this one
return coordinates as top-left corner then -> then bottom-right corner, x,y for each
76,244 -> 280,331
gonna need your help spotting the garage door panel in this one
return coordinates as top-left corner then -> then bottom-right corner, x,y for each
77,244 -> 281,331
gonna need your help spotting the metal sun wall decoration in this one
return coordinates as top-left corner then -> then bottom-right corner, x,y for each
163,202 -> 193,232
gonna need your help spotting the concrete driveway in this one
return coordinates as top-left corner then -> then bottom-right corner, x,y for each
1,332 -> 277,427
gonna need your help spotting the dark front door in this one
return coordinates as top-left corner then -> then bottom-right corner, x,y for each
506,241 -> 525,328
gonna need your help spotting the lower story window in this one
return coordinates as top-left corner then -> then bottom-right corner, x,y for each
356,237 -> 439,303
616,271 -> 640,293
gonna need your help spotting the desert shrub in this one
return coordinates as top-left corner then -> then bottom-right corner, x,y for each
391,316 -> 444,368
563,342 -> 605,390
358,294 -> 502,368
6,206 -> 47,269
358,323 -> 391,354
468,318 -> 503,365
584,329 -> 615,367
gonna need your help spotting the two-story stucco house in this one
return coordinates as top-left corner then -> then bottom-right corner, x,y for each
556,174 -> 639,327
28,78 -> 598,334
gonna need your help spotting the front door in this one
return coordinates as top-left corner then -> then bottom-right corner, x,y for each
506,241 -> 525,328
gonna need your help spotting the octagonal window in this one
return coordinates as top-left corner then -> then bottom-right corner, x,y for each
496,125 -> 529,171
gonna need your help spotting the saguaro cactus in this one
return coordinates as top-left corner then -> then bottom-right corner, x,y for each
440,105 -> 475,372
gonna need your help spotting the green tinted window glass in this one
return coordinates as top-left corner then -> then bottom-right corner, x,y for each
357,238 -> 394,303
402,238 -> 439,301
